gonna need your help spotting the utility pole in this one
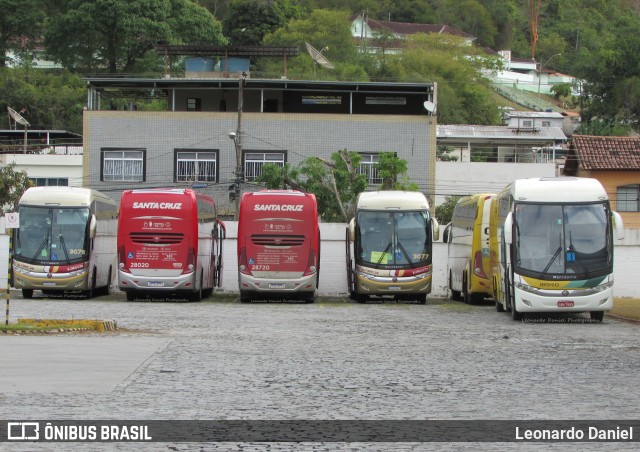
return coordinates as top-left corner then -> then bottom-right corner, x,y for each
231,72 -> 247,220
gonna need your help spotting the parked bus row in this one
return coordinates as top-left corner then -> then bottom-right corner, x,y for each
443,176 -> 624,321
11,187 -> 440,303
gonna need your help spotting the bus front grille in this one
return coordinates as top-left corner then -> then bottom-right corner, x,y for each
251,234 -> 305,246
130,232 -> 184,245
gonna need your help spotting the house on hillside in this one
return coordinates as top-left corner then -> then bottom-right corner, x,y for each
350,14 -> 475,54
563,135 -> 640,227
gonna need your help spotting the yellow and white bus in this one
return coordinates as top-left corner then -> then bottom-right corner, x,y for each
443,193 -> 494,303
346,191 -> 439,303
490,177 -> 624,322
12,187 -> 118,298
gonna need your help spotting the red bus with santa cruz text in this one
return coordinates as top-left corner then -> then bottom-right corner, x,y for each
237,190 -> 320,302
117,188 -> 225,301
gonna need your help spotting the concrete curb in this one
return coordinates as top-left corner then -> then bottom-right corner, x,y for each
17,319 -> 118,332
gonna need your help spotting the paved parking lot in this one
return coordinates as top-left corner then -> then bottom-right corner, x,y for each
2,290 -> 639,450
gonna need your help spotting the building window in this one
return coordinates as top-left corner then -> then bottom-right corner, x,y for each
187,98 -> 201,111
29,178 -> 69,186
541,120 -> 551,127
175,150 -> 218,183
617,184 -> 640,212
358,153 -> 382,185
101,149 -> 145,182
244,152 -> 286,181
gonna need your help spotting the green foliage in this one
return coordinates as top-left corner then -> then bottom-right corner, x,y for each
256,150 -> 415,222
575,119 -> 631,137
0,163 -> 32,215
437,146 -> 458,161
434,195 -> 463,225
223,0 -> 303,45
0,0 -> 45,67
44,0 -> 226,73
261,9 -> 363,80
550,83 -> 572,99
0,67 -> 85,133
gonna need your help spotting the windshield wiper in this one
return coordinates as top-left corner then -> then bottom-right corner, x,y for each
541,232 -> 563,277
59,233 -> 70,261
396,241 -> 416,268
374,242 -> 392,268
31,233 -> 49,261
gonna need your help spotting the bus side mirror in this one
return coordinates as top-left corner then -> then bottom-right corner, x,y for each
431,217 -> 440,242
612,211 -> 624,240
442,223 -> 451,243
504,212 -> 513,245
89,214 -> 97,239
348,218 -> 355,241
213,219 -> 226,240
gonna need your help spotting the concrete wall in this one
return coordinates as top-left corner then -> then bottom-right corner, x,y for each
3,218 -> 638,298
434,162 -> 556,206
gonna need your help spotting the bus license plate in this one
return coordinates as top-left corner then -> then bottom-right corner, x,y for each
269,283 -> 285,289
558,301 -> 574,307
388,286 -> 401,291
43,282 -> 56,287
148,281 -> 165,287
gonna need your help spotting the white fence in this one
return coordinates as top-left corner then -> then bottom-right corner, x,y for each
2,219 -> 639,298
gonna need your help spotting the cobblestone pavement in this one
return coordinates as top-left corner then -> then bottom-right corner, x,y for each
2,290 -> 639,451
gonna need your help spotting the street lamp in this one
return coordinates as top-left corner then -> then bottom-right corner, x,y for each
537,53 -> 561,98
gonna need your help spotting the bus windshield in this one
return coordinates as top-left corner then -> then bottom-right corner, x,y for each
514,202 -> 612,278
16,206 -> 90,264
357,210 -> 430,267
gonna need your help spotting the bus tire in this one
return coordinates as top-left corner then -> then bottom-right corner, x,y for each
511,291 -> 523,321
84,267 -> 97,299
22,289 -> 34,299
462,273 -> 471,304
126,291 -> 136,302
192,271 -> 204,301
355,294 -> 367,304
303,292 -> 315,303
240,291 -> 251,303
417,293 -> 427,304
495,298 -> 505,312
449,271 -> 462,301
590,311 -> 604,323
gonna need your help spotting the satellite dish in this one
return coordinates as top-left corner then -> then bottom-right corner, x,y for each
7,107 -> 30,127
305,42 -> 334,78
423,101 -> 437,115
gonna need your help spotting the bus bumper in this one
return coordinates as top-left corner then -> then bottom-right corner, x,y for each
118,270 -> 195,292
513,285 -> 614,313
238,272 -> 317,293
355,272 -> 432,295
12,269 -> 89,291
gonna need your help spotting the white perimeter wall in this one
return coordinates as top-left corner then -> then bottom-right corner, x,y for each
2,218 -> 639,299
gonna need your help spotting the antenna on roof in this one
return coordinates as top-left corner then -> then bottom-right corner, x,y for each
305,42 -> 334,79
7,107 -> 30,152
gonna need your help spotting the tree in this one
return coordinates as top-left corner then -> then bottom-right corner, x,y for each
0,163 -> 32,215
0,68 -> 85,133
223,0 -> 303,46
387,33 -> 503,125
0,0 -> 45,67
261,9 -> 366,80
44,0 -> 226,73
256,150 -> 417,222
434,195 -> 462,225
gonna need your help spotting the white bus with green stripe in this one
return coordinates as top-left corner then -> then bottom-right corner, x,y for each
490,177 -> 624,322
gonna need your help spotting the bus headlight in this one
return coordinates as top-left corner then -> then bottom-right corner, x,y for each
188,264 -> 194,271
593,281 -> 614,293
239,264 -> 246,272
309,266 -> 316,273
514,281 -> 536,293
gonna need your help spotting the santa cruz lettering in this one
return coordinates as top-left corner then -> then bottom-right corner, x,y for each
254,204 -> 303,212
132,202 -> 183,209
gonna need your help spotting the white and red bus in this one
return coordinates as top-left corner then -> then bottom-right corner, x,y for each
117,188 -> 225,301
237,190 -> 320,302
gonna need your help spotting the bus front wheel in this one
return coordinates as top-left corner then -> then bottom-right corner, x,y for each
240,291 -> 251,303
22,289 -> 34,299
590,311 -> 604,323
